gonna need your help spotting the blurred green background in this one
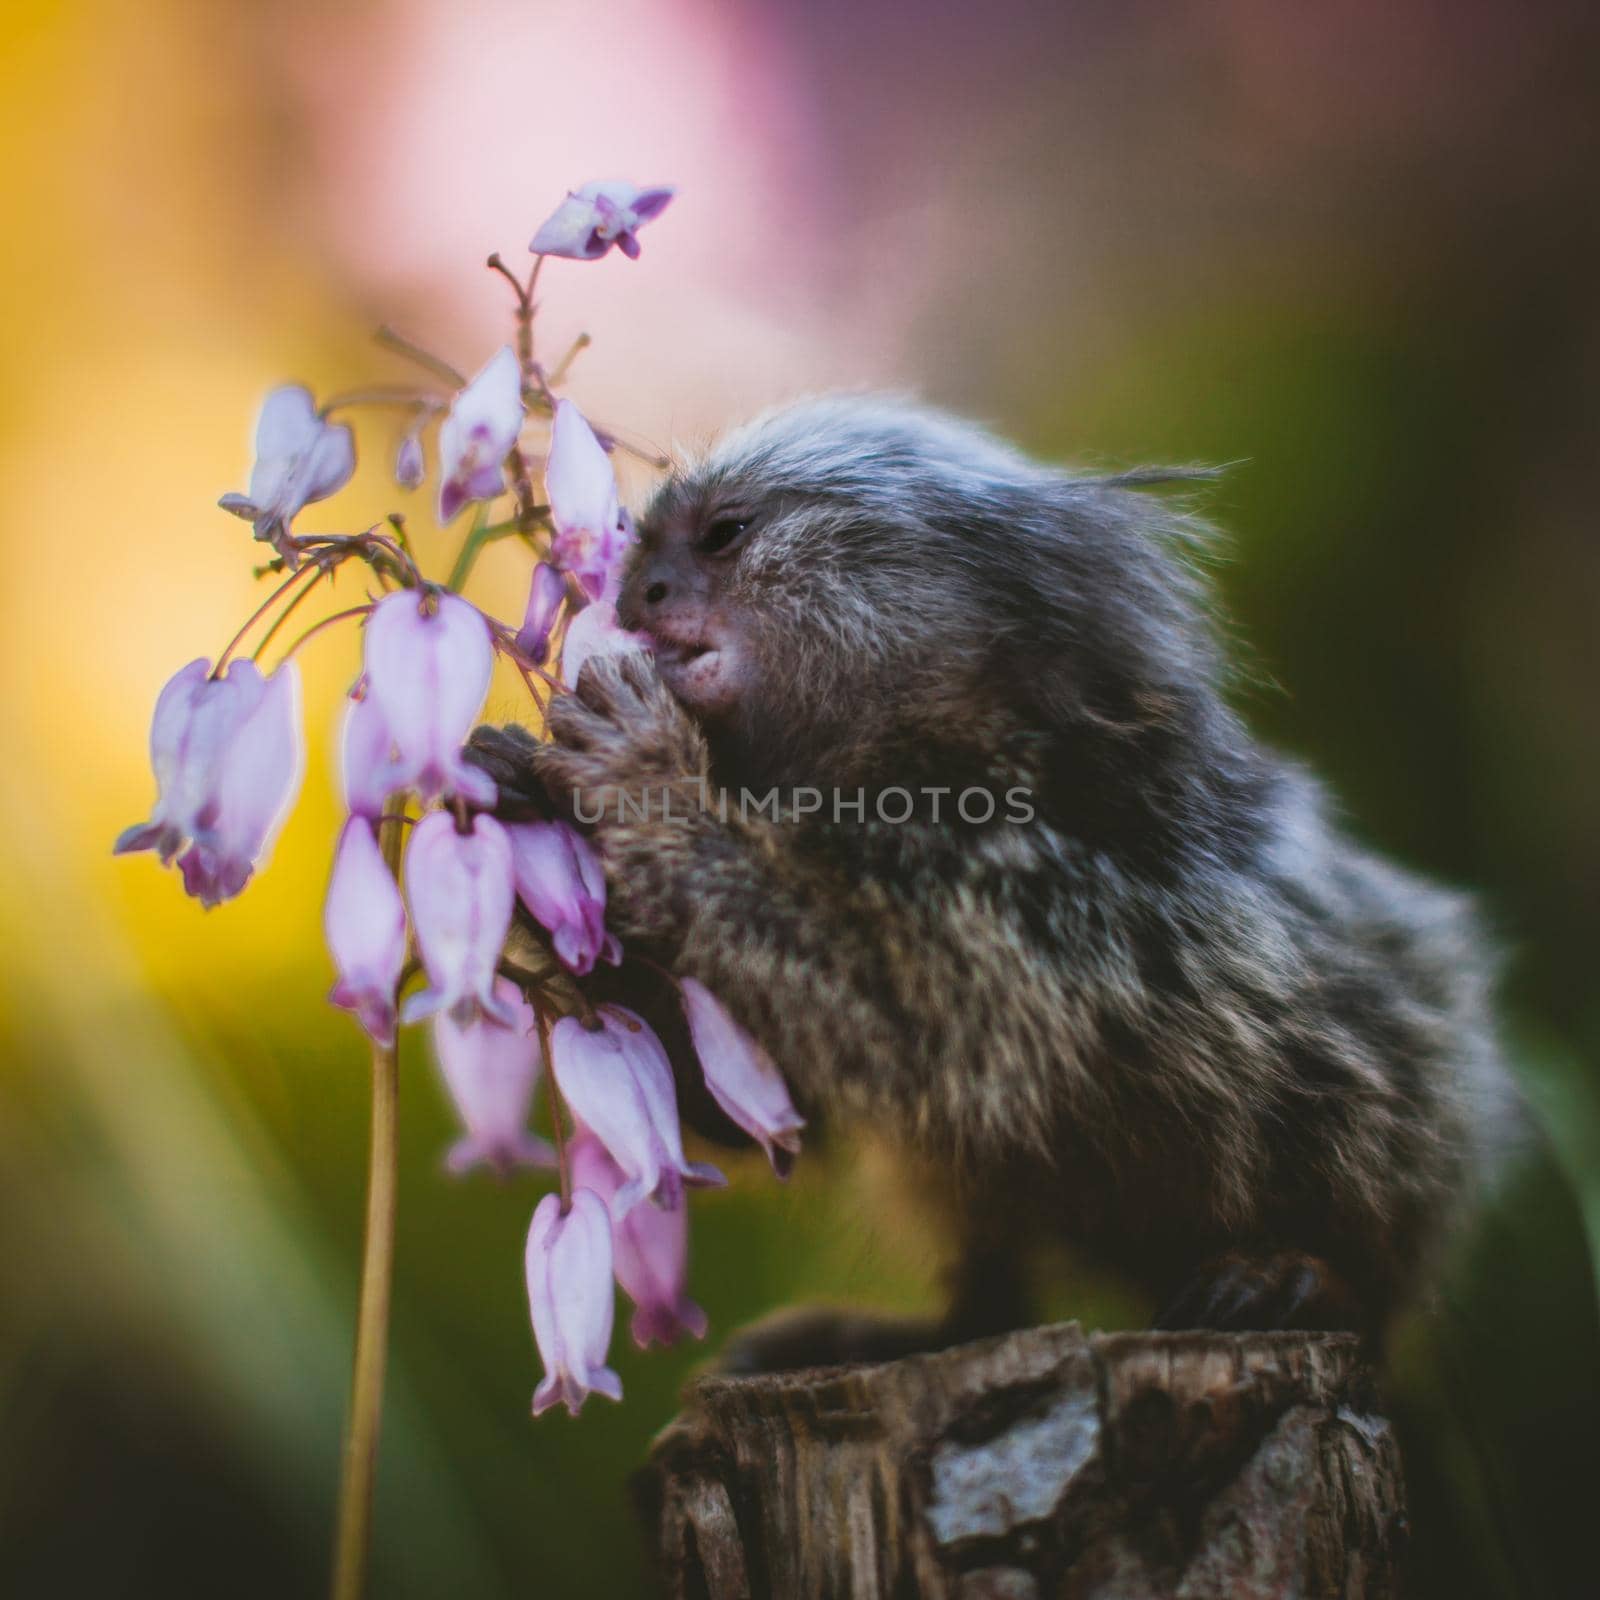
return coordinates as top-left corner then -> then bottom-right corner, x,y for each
1,0 -> 1596,1595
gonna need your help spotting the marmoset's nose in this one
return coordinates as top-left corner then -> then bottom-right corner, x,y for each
617,557 -> 675,629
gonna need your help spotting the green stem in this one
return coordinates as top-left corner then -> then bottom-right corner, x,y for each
329,805 -> 407,1600
447,513 -> 545,592
445,507 -> 492,593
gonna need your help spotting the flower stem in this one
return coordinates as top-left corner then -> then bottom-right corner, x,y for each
251,564 -> 328,663
213,559 -> 326,676
279,605 -> 375,662
533,1003 -> 573,1209
330,803 -> 407,1600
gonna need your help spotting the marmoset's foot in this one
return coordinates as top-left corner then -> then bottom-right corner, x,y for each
1153,1250 -> 1367,1334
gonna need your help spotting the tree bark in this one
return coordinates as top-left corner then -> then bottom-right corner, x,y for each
635,1322 -> 1405,1599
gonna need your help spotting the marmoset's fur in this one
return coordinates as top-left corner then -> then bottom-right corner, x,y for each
478,396 -> 1515,1357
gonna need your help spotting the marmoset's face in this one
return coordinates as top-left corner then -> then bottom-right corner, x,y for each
616,486 -> 773,722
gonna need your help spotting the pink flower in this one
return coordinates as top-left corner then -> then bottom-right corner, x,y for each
218,385 -> 355,562
549,1008 -> 723,1216
545,400 -> 632,601
526,1190 -> 623,1417
360,589 -> 497,808
570,1133 -> 707,1349
559,601 -> 649,689
400,810 -> 517,1027
395,432 -> 425,490
514,561 -> 567,664
505,820 -> 620,977
325,816 -> 407,1045
437,346 -> 524,524
433,978 -> 556,1175
339,687 -> 402,821
115,657 -> 303,908
680,979 -> 805,1177
530,181 -> 675,261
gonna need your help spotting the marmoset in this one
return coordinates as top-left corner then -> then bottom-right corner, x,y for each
476,396 -> 1514,1360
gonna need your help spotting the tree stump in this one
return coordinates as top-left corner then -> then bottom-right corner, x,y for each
636,1322 -> 1405,1598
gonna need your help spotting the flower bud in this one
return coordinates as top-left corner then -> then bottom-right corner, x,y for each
395,432 -> 426,490
115,657 -> 303,908
400,811 -> 516,1027
680,979 -> 804,1177
560,600 -> 649,689
515,561 -> 567,664
549,1008 -> 723,1216
325,816 -> 407,1045
433,978 -> 556,1175
545,400 -> 631,601
505,820 -> 620,977
570,1133 -> 707,1349
361,589 -> 497,808
437,346 -> 524,524
526,1189 -> 623,1417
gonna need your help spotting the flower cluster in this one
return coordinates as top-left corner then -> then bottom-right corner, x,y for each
116,180 -> 803,1420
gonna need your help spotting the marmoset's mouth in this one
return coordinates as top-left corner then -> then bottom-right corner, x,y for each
649,629 -> 738,715
651,636 -> 713,670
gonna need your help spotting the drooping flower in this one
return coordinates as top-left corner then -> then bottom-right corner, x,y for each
400,810 -> 517,1027
115,657 -> 303,907
548,1008 -> 723,1216
505,820 -> 620,977
339,686 -> 402,821
526,1189 -> 623,1417
545,400 -> 632,601
570,1132 -> 707,1349
218,385 -> 355,562
530,181 -> 675,262
360,588 -> 496,808
433,978 -> 556,1175
395,432 -> 425,490
437,346 -> 524,524
324,816 -> 407,1045
515,561 -> 567,664
680,979 -> 805,1177
559,600 -> 649,688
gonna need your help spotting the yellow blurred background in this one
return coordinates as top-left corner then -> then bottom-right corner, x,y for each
2,1 -> 1596,1595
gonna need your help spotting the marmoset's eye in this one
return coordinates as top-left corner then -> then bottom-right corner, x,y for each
698,517 -> 750,556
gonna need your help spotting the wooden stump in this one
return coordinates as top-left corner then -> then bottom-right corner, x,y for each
636,1322 -> 1406,1598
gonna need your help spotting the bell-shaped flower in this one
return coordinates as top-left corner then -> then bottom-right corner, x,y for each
506,820 -> 620,977
400,810 -> 517,1027
324,816 -> 407,1045
559,600 -> 649,688
174,662 -> 302,907
526,1189 -> 622,1417
515,561 -> 567,664
395,431 -> 425,490
570,1132 -> 707,1349
549,1007 -> 723,1217
530,180 -> 675,261
545,400 -> 632,601
219,385 -> 355,561
339,686 -> 403,821
680,979 -> 805,1178
433,978 -> 556,1175
116,657 -> 303,908
361,588 -> 497,807
437,346 -> 524,524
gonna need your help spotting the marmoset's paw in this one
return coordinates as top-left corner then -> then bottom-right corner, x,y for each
717,1306 -> 952,1375
538,652 -> 707,817
463,723 -> 552,821
1153,1251 -> 1368,1335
